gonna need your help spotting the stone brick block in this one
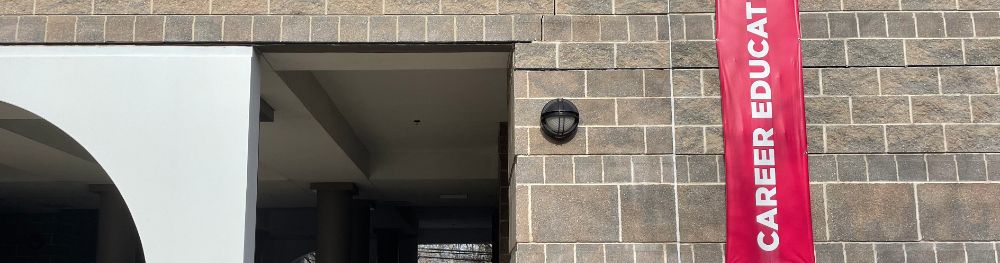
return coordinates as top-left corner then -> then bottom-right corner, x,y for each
615,0 -> 668,14
836,155 -> 867,181
847,39 -> 905,67
906,39 -> 965,66
270,0 -> 325,14
851,96 -> 910,124
827,184 -> 918,241
886,125 -> 946,152
857,12 -> 887,37
329,0 -> 380,14
941,67 -> 997,94
385,0 -> 439,14
531,185 -> 619,242
617,98 -> 671,125
211,0 -> 266,14
973,13 -> 1000,37
656,15 -> 670,41
803,40 -> 847,67
133,16 -> 164,42
919,184 -> 1000,240
674,98 -> 721,125
252,16 -> 281,42
572,99 -> 615,126
338,16 -> 369,41
635,244 -> 666,263
966,40 -> 1000,65
875,243 -> 906,263
544,156 -> 573,183
804,69 -> 821,95
76,16 -> 106,43
603,155 -> 630,183
844,243 -> 876,263
944,12 -> 974,37
670,41 -> 716,68
912,96 -> 971,123
442,0 -> 495,14
866,155 -> 897,181
644,69 -> 671,97
692,244 -> 723,262
843,0 -> 899,10
904,243 -> 936,263
989,154 -> 1000,181
515,243 -> 544,262
558,43 -> 614,69
902,0 -> 956,9
512,15 -> 542,41
826,125 -> 885,153
687,155 -> 718,182
398,16 -> 426,42
679,244 -> 694,263
617,43 -> 670,68
94,0 -> 148,14
828,13 -> 858,38
704,127 -> 723,154
571,16 -> 599,41
896,155 -> 928,181
164,16 -> 194,42
514,156 -> 543,183
455,15 -> 484,41
674,127 -> 703,154
542,15 -> 571,41
806,97 -> 851,124
959,0 -> 1000,10
588,127 -> 645,154
150,0 -> 210,14
500,0 -> 553,14
36,0 -> 91,14
281,16 -> 309,42
0,17 -> 19,42
800,13 -> 829,39
628,16 -> 657,41
972,95 -> 1000,123
880,67 -> 939,95
677,185 -> 725,242
556,0 -> 612,14
632,155 -> 661,183
192,16 -> 223,42
684,14 -> 714,40
956,154 -> 987,181
223,16 -> 253,42
514,43 -> 556,68
671,70 -> 701,96
528,127 -> 586,154
936,243 -> 966,262
573,156 -> 602,183
575,244 -> 604,263
822,68 -> 878,95
800,0 -> 840,10
915,12 -> 946,37
966,243 -> 997,263
927,154 -> 958,181
308,16 -> 340,42
545,244 -> 573,263
667,15 -> 683,40
45,16 -> 75,42
605,244 -> 634,263
809,155 -> 838,182
808,125 -> 825,153
815,243 -> 845,263
620,185 -> 676,242
659,156 -> 674,182
670,0 -> 713,12
586,70 -> 643,97
0,0 -> 32,15
887,12 -> 917,38
645,126 -> 673,154
596,16 -> 627,41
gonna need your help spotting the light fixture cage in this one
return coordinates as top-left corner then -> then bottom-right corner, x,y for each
540,98 -> 580,141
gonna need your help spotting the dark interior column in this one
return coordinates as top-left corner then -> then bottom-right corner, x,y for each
311,182 -> 355,263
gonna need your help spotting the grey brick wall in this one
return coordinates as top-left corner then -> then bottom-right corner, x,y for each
1,0 -> 999,262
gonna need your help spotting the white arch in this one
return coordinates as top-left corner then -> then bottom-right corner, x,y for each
0,46 -> 259,263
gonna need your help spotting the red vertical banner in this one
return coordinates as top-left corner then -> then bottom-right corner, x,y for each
716,0 -> 815,262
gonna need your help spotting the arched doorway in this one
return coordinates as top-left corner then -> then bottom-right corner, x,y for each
0,101 -> 145,263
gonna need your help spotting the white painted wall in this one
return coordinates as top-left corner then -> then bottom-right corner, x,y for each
0,46 -> 259,263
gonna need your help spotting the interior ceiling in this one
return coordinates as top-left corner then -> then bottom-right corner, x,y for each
0,51 -> 510,212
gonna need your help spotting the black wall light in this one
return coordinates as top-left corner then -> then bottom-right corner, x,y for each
540,98 -> 580,142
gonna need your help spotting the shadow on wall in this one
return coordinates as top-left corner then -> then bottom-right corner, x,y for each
0,101 -> 145,263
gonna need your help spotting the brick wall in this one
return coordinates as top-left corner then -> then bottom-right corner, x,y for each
1,0 -> 999,262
